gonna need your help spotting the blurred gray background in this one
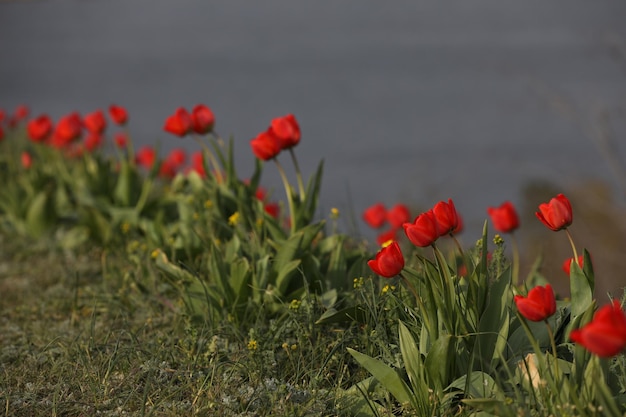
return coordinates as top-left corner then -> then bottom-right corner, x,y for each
1,0 -> 626,239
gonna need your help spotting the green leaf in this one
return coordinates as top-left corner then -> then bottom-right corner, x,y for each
476,266 -> 512,367
275,259 -> 302,295
113,161 -> 136,206
448,372 -> 500,399
230,257 -> 251,304
294,160 -> 324,228
424,334 -> 453,392
25,190 -> 55,237
326,235 -> 348,287
570,260 -> 593,317
398,321 -> 429,402
347,348 -> 413,407
320,289 -> 337,309
315,305 -> 368,325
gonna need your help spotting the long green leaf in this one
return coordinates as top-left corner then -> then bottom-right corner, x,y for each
570,260 -> 592,317
347,348 -> 413,407
425,334 -> 453,393
398,321 -> 430,405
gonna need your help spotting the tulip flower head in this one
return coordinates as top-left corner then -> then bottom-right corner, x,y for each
135,146 -> 156,169
191,104 -> 215,134
367,241 -> 405,278
387,204 -> 411,229
109,105 -> 128,125
271,114 -> 301,150
570,300 -> 626,357
363,203 -> 387,229
114,133 -> 128,149
535,193 -> 573,231
487,201 -> 519,233
51,112 -> 83,148
190,151 -> 207,177
164,107 -> 192,137
404,210 -> 440,247
21,151 -> 33,169
14,104 -> 29,121
27,114 -> 53,142
83,110 -> 107,134
432,199 -> 459,237
376,229 -> 398,247
84,133 -> 103,152
250,128 -> 281,161
562,255 -> 585,276
514,284 -> 556,322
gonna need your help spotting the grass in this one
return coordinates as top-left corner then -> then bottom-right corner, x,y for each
0,233 -> 393,416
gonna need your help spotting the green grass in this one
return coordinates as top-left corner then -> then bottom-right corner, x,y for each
0,233 -> 389,417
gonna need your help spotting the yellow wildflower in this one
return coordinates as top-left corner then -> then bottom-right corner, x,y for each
228,212 -> 240,226
381,284 -> 396,295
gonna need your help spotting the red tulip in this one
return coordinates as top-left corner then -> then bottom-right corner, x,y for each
190,151 -> 206,177
570,300 -> 626,357
159,160 -> 178,179
535,193 -> 573,231
114,133 -> 128,148
487,201 -> 519,233
84,133 -> 103,152
376,229 -> 398,246
109,104 -> 128,125
166,148 -> 185,165
164,107 -> 192,137
387,204 -> 411,229
403,210 -> 439,247
14,104 -> 29,121
250,128 -> 281,161
562,255 -> 585,276
363,203 -> 387,229
21,151 -> 32,169
432,199 -> 459,236
368,241 -> 404,278
0,126 -> 4,141
83,110 -> 107,134
191,104 -> 215,134
264,202 -> 280,219
271,114 -> 301,150
453,214 -> 464,234
27,114 -> 53,142
135,146 -> 156,169
514,284 -> 556,322
51,112 -> 83,148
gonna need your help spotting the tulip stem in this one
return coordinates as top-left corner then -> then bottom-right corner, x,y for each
399,273 -> 420,304
565,228 -> 579,261
289,148 -> 306,201
274,158 -> 296,234
511,232 -> 520,287
123,128 -> 135,167
400,272 -> 435,339
451,234 -> 465,259
545,320 -> 560,386
193,135 -> 224,184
